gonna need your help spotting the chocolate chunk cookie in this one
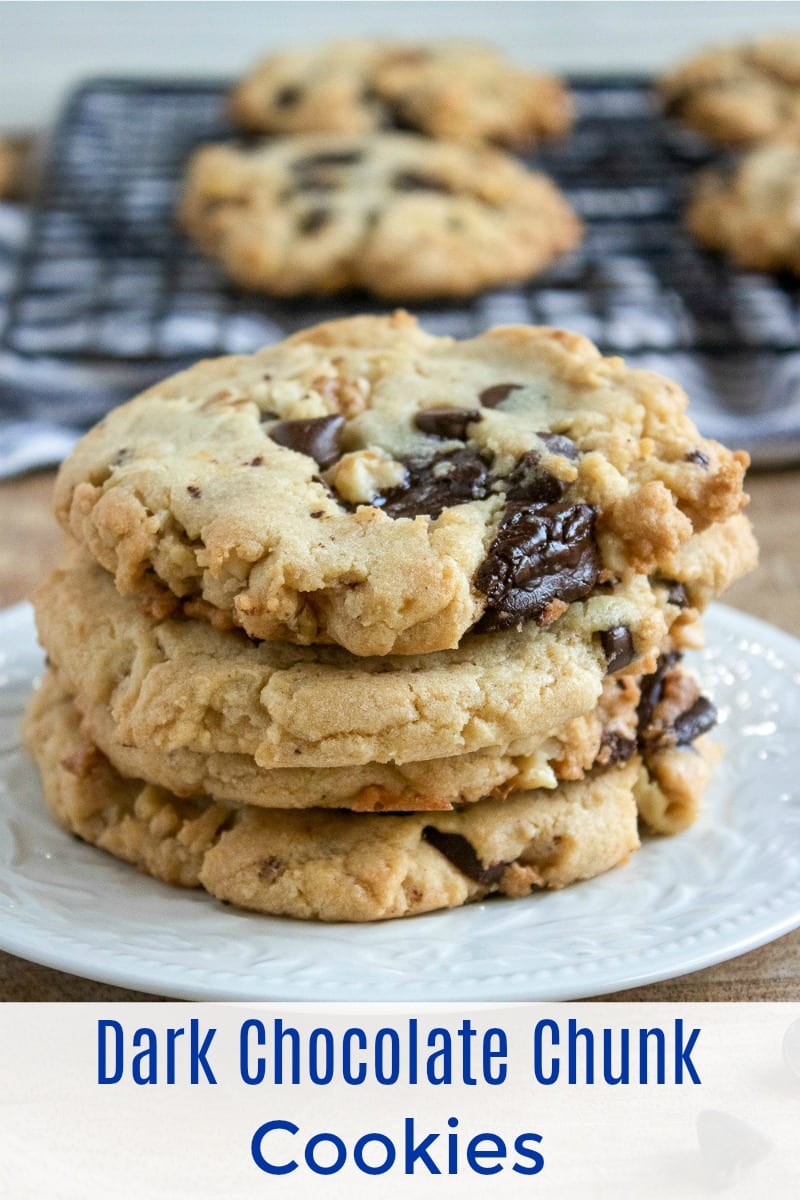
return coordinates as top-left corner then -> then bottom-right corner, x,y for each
43,640 -> 715,814
33,551 -> 666,770
38,654 -> 646,810
687,142 -> 800,274
23,676 -> 645,923
55,314 -> 752,658
659,34 -> 800,146
229,39 -> 572,148
179,133 -> 581,299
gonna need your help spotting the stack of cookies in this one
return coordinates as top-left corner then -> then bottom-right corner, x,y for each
23,313 -> 756,921
180,39 -> 582,300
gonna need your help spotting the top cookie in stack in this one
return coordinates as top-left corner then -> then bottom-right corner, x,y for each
55,312 -> 751,658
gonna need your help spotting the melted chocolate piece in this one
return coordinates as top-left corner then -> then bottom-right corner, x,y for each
258,856 -> 283,881
475,502 -> 600,631
298,208 -> 331,235
479,383 -> 523,409
684,449 -> 710,467
269,414 -> 345,468
274,85 -> 303,108
599,731 -> 637,765
293,149 -> 364,170
600,626 -> 635,674
538,432 -> 579,461
503,451 -> 567,506
672,697 -> 718,747
636,654 -> 717,751
393,170 -> 452,193
664,580 -> 689,608
636,652 -> 680,734
422,828 -> 507,886
376,448 -> 490,520
414,407 -> 482,440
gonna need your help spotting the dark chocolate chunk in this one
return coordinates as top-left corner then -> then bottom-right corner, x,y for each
600,626 -> 635,674
684,449 -> 710,467
479,383 -> 523,408
250,456 -> 263,467
258,857 -> 283,881
393,170 -> 452,193
293,149 -> 364,170
376,447 -> 490,520
422,828 -> 507,886
186,484 -> 202,499
298,208 -> 331,235
636,652 -> 680,735
672,696 -> 718,746
664,580 -> 689,608
475,501 -> 600,631
414,407 -> 482,440
269,414 -> 345,468
538,432 -> 579,461
274,84 -> 303,108
599,731 -> 637,765
502,451 -> 567,506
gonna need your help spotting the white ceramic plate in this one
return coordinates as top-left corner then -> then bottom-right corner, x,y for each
1,601 -> 799,1001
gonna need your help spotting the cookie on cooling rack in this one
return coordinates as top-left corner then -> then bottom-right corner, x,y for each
229,39 -> 572,148
659,34 -> 800,146
687,142 -> 800,275
179,132 -> 581,300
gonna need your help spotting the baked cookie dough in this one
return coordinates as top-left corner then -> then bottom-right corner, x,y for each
41,642 -> 717,817
687,143 -> 800,275
659,34 -> 800,146
229,40 -> 572,148
23,677 -> 644,922
179,133 -> 581,299
33,551 -> 666,770
55,313 -> 751,657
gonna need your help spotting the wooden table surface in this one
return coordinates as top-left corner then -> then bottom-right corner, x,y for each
1,468 -> 798,1002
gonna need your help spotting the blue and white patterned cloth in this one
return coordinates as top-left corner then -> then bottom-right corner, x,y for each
3,73 -> 800,477
0,202 -> 169,478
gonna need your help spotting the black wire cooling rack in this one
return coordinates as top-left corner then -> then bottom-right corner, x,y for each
4,74 -> 800,465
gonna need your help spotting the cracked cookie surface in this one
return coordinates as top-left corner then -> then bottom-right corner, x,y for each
55,313 -> 752,658
229,39 -> 572,148
180,133 -> 581,299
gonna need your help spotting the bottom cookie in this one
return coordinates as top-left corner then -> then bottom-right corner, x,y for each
22,678 -> 712,922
